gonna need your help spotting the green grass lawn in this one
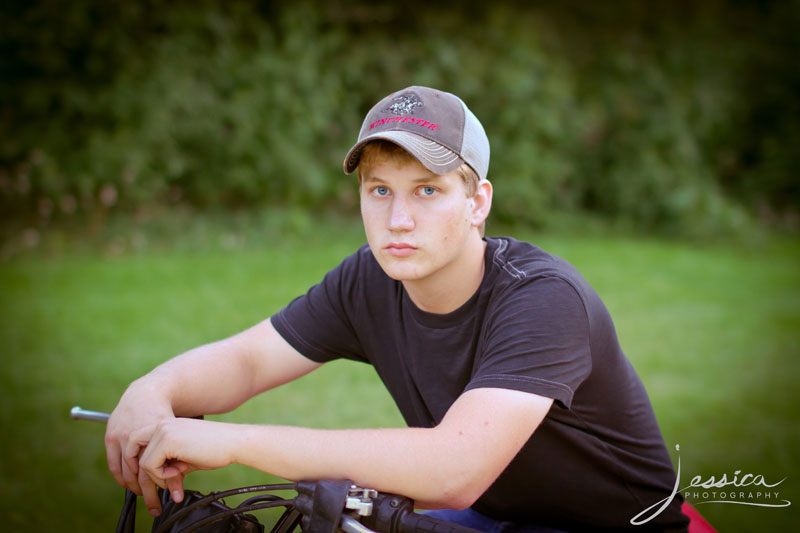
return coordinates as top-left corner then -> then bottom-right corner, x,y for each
0,220 -> 797,531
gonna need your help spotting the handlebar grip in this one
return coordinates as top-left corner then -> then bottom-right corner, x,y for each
399,512 -> 480,533
360,492 -> 480,533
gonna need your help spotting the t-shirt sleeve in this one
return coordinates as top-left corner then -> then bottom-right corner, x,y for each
465,276 -> 592,409
271,253 -> 367,364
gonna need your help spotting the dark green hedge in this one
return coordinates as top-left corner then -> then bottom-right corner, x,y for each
1,0 -> 797,235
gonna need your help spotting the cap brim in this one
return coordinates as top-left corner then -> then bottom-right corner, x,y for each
343,131 -> 464,176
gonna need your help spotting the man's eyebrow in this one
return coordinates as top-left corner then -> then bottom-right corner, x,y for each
411,174 -> 443,183
362,174 -> 441,184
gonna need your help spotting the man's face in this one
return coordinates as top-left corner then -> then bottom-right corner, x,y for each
360,160 -> 479,284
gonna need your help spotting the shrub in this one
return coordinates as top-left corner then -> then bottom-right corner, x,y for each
1,0 -> 796,236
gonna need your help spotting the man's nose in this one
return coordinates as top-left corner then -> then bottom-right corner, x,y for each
387,197 -> 414,232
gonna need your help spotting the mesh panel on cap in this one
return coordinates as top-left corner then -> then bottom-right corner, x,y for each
458,100 -> 490,180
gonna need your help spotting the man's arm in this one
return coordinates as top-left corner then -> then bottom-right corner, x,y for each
136,387 -> 554,510
105,317 -> 321,515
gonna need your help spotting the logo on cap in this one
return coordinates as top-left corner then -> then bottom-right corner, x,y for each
384,93 -> 423,116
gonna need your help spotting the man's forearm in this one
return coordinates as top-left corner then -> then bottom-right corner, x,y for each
138,417 -> 491,510
134,373 -> 550,515
125,318 -> 319,418
231,424 -> 482,509
208,389 -> 552,510
129,337 -> 256,417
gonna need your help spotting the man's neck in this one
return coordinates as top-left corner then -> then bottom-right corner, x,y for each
402,237 -> 487,314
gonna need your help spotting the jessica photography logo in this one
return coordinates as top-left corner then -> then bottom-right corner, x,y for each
631,444 -> 791,526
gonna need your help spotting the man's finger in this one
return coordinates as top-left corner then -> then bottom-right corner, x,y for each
104,436 -> 125,488
121,453 -> 143,496
139,468 -> 163,517
166,473 -> 185,504
122,439 -> 143,495
124,424 -> 160,495
123,431 -> 144,476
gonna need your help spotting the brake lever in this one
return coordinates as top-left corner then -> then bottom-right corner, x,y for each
341,515 -> 377,533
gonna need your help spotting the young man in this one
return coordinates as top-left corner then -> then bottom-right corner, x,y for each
106,86 -> 690,531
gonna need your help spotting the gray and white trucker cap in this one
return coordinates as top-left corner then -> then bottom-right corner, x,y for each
343,86 -> 490,180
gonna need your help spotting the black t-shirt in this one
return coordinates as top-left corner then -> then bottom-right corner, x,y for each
272,236 -> 689,531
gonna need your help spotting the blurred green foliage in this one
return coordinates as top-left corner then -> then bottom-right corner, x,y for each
1,0 -> 798,236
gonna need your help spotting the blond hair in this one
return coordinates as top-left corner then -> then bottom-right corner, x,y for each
356,140 -> 480,196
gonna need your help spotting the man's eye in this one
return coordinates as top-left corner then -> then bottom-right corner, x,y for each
374,187 -> 389,196
420,186 -> 436,196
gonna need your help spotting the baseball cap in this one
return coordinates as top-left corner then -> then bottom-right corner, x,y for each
343,86 -> 490,180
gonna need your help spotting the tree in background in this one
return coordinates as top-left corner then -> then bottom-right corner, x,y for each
1,0 -> 797,238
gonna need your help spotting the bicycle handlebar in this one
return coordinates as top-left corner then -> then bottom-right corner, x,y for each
70,407 -> 480,533
359,490 -> 477,533
71,406 -> 110,423
398,512 -> 474,533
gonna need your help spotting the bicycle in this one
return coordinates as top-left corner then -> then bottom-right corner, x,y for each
71,407 -> 480,533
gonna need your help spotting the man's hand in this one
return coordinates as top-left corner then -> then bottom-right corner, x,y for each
105,380 -> 174,516
103,319 -> 321,515
133,419 -> 236,501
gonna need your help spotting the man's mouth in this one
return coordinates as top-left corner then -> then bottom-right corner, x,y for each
385,242 -> 417,257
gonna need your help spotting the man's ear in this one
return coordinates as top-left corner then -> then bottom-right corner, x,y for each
470,179 -> 493,227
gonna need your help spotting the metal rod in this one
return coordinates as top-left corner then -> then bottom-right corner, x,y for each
341,516 -> 376,533
70,406 -> 110,423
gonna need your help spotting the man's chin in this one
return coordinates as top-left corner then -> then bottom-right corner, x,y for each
368,247 -> 428,281
385,269 -> 423,282
378,261 -> 426,282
